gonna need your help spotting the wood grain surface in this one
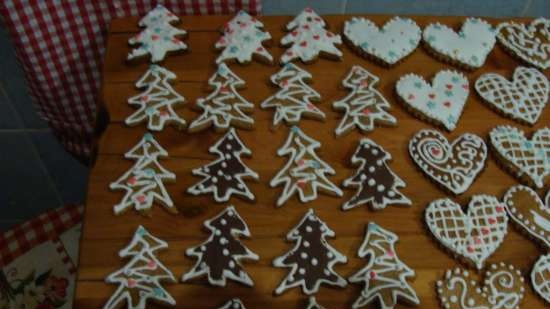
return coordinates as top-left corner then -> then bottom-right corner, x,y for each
75,14 -> 549,309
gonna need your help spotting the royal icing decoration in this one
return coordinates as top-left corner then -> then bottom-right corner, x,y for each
273,209 -> 347,295
396,70 -> 469,131
127,5 -> 187,62
110,133 -> 176,216
497,18 -> 550,70
436,263 -> 525,309
261,63 -> 324,128
503,185 -> 550,249
271,126 -> 343,207
333,66 -> 397,137
532,254 -> 550,304
280,8 -> 342,64
409,129 -> 487,195
475,66 -> 549,125
187,128 -> 259,202
126,65 -> 186,131
342,139 -> 411,211
218,299 -> 246,309
349,222 -> 419,309
489,125 -> 550,189
343,16 -> 421,66
423,18 -> 496,69
425,195 -> 508,270
104,226 -> 175,309
215,11 -> 273,64
188,63 -> 254,132
306,297 -> 327,309
182,206 -> 258,287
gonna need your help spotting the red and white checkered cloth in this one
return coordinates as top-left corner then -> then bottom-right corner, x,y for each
0,1 -> 262,162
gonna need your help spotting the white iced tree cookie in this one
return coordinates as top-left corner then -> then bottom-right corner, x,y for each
532,254 -> 550,303
188,63 -> 254,132
497,18 -> 550,70
215,10 -> 273,64
271,126 -> 343,207
217,299 -> 246,309
104,226 -> 176,309
126,65 -> 186,131
110,133 -> 176,216
261,63 -> 325,128
306,297 -> 327,309
280,8 -> 342,64
333,66 -> 397,137
127,5 -> 187,62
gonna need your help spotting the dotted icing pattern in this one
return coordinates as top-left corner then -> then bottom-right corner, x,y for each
531,254 -> 550,304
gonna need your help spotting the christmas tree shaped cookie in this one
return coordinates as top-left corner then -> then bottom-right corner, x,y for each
306,297 -> 328,309
342,139 -> 411,211
271,126 -> 343,207
126,65 -> 186,131
273,209 -> 347,295
215,10 -> 273,64
110,133 -> 176,216
104,226 -> 175,309
261,63 -> 325,128
349,222 -> 419,309
127,5 -> 187,62
187,128 -> 259,202
333,66 -> 397,137
280,8 -> 342,64
188,63 -> 254,132
182,206 -> 259,287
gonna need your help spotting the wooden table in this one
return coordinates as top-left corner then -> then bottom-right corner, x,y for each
75,14 -> 549,309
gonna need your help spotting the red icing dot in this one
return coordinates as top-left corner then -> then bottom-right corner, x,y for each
495,205 -> 504,212
297,181 -> 307,189
281,80 -> 288,86
428,93 -> 436,99
256,47 -> 263,52
431,148 -> 440,156
127,177 -> 136,185
159,111 -> 168,117
488,218 -> 497,224
299,41 -> 308,47
151,35 -> 160,41
312,35 -> 320,40
369,271 -> 376,279
474,237 -> 481,245
302,24 -> 310,30
327,32 -> 333,37
147,260 -> 157,269
443,101 -> 451,107
481,228 -> 489,235
407,94 -> 415,101
291,31 -> 298,37
445,84 -> 453,90
307,103 -> 315,110
462,84 -> 469,90
171,38 -> 180,44
218,38 -> 226,45
386,250 -> 394,257
305,8 -> 313,12
286,51 -> 293,56
141,95 -> 149,102
466,246 -> 474,253
220,86 -> 229,93
362,108 -> 370,115
137,195 -> 147,204
297,159 -> 305,166
314,17 -> 322,22
127,279 -> 136,288
239,22 -> 247,28
360,81 -> 369,88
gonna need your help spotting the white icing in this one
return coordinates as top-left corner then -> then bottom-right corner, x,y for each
423,18 -> 496,68
531,254 -> 550,304
333,66 -> 397,137
280,8 -> 342,63
475,66 -> 549,125
215,11 -> 273,64
396,70 -> 469,131
343,16 -> 421,65
217,298 -> 246,309
261,63 -> 325,127
489,125 -> 550,189
306,296 -> 327,309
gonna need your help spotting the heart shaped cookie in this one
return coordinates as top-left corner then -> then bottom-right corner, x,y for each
425,195 -> 508,269
489,125 -> 550,189
409,129 -> 487,194
343,16 -> 421,66
423,18 -> 496,69
497,18 -> 550,70
396,70 -> 469,131
504,185 -> 550,249
532,254 -> 550,303
475,66 -> 549,125
437,263 -> 525,309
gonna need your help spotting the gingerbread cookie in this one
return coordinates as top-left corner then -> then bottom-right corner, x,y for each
306,297 -> 327,309
104,226 -> 176,309
423,18 -> 496,69
127,5 -> 187,63
532,254 -> 550,303
489,125 -> 550,189
409,129 -> 487,195
187,128 -> 259,202
280,8 -> 342,64
333,66 -> 397,137
217,299 -> 246,309
261,63 -> 325,128
215,11 -> 273,64
273,209 -> 347,295
271,126 -> 343,207
475,66 -> 549,125
497,18 -> 550,70
395,70 -> 469,131
188,63 -> 254,132
425,195 -> 508,270
503,185 -> 549,249
436,263 -> 525,309
349,222 -> 419,309
343,16 -> 421,66
342,138 -> 411,211
182,206 -> 258,287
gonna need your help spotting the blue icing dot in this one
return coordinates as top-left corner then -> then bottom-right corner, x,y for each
144,133 -> 153,141
451,76 -> 459,83
458,33 -> 465,38
368,223 -> 378,231
445,90 -> 453,97
523,141 -> 532,148
146,107 -> 155,115
388,51 -> 396,58
310,161 -> 321,169
142,43 -> 149,48
154,28 -> 161,33
447,115 -> 455,124
427,101 -> 436,109
137,226 -> 146,236
243,35 -> 252,42
238,11 -> 246,15
361,42 -> 369,49
144,169 -> 155,177
414,82 -> 422,89
290,126 -> 299,133
230,46 -> 239,53
409,38 -> 416,45
153,288 -> 164,297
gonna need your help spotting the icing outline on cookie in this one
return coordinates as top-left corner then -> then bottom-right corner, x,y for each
532,254 -> 550,304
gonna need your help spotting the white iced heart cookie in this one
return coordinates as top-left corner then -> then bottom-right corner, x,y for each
497,18 -> 550,70
532,254 -> 550,303
423,18 -> 496,69
396,70 -> 469,131
475,66 -> 549,125
343,16 -> 421,66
